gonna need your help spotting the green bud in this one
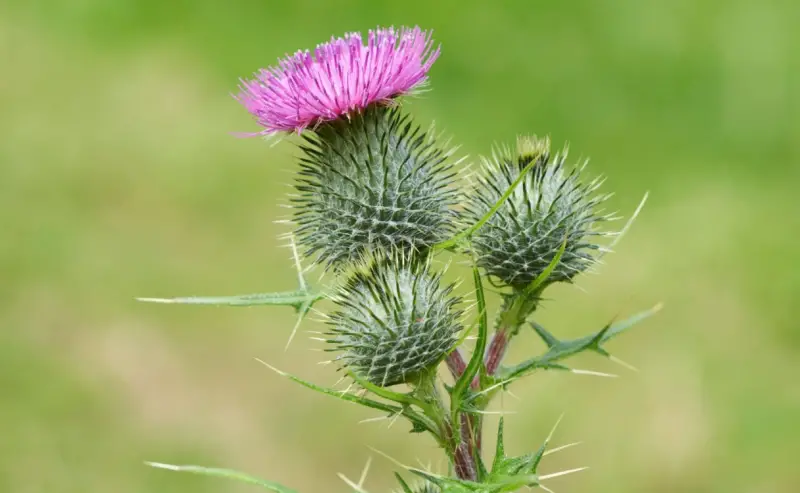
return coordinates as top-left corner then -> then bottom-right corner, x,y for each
463,136 -> 615,289
293,104 -> 459,270
326,255 -> 463,387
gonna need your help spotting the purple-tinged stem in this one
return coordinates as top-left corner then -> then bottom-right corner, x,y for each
445,349 -> 482,479
484,329 -> 509,376
447,349 -> 481,390
446,350 -> 467,379
445,421 -> 477,480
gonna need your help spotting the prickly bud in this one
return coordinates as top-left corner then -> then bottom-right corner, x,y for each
326,255 -> 463,387
463,136 -> 615,289
293,104 -> 458,270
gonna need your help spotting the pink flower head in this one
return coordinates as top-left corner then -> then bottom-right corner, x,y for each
235,26 -> 440,135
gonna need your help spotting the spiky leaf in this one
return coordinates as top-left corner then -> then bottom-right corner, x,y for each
146,463 -> 297,493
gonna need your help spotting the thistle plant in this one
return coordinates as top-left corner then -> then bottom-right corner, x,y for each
141,25 -> 660,493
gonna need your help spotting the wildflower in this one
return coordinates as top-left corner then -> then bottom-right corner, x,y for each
236,26 -> 439,135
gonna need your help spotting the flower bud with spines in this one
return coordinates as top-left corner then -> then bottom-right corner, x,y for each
293,104 -> 459,270
462,135 -> 615,290
326,254 -> 463,387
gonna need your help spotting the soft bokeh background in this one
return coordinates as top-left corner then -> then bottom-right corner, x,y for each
2,1 -> 799,492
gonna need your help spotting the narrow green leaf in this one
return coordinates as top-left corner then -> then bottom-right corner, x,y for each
475,434 -> 489,481
284,298 -> 315,350
137,290 -> 326,309
500,357 -> 570,381
256,361 -> 396,416
492,418 -> 506,472
256,360 -> 437,435
146,462 -> 298,493
600,303 -> 663,343
522,237 -> 566,297
434,157 -> 540,251
531,414 -> 563,473
346,370 -> 426,409
530,321 -> 558,348
600,191 -> 649,258
484,473 -> 540,491
450,266 -> 488,416
447,306 -> 484,354
394,473 -> 415,493
407,468 -> 447,486
447,305 -> 487,363
407,468 -> 482,491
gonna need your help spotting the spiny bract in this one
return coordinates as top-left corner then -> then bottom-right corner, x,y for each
293,104 -> 458,269
326,256 -> 462,387
462,136 -> 616,289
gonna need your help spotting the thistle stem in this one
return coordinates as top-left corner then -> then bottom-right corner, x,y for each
444,350 -> 482,480
445,295 -> 536,481
484,329 -> 509,376
445,350 -> 467,380
446,421 -> 478,481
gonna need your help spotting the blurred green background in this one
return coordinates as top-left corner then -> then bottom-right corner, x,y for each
2,1 -> 798,492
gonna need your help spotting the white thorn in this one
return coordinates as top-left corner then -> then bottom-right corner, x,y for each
539,467 -> 589,481
604,191 -> 649,255
545,413 -> 564,445
337,473 -> 368,493
544,442 -> 582,456
571,368 -> 619,378
284,310 -> 306,352
145,461 -> 181,471
608,354 -> 639,372
474,409 -> 518,415
473,378 -> 514,397
358,414 -> 392,425
254,358 -> 288,376
358,456 -> 372,487
539,484 -> 556,493
291,245 -> 307,291
135,297 -> 176,304
366,446 -> 410,470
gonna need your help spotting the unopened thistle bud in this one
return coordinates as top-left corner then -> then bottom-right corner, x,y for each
463,136 -> 615,290
326,256 -> 463,387
293,106 -> 458,268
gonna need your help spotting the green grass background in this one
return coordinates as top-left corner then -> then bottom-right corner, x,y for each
1,1 -> 798,492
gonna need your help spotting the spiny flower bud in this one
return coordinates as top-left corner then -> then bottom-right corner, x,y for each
293,104 -> 459,269
463,136 -> 615,289
326,255 -> 463,387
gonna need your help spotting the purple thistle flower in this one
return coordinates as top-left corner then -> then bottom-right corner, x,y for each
235,26 -> 440,135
